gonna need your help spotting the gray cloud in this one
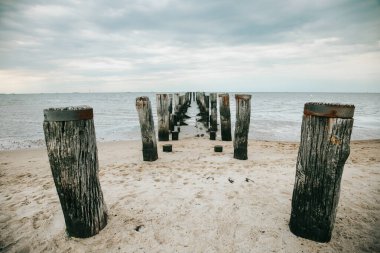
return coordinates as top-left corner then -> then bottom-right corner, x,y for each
0,0 -> 379,93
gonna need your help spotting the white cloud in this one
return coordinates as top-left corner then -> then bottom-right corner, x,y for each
0,0 -> 379,93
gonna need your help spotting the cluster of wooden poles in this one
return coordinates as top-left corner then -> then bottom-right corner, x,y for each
137,92 -> 252,162
43,95 -> 355,243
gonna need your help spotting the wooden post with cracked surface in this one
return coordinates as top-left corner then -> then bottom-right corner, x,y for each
233,94 -> 251,160
289,102 -> 355,243
210,93 -> 218,131
136,96 -> 158,161
156,94 -> 170,141
218,93 -> 232,141
43,106 -> 108,238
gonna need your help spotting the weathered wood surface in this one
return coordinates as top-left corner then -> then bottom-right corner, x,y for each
205,95 -> 210,127
173,93 -> 180,116
214,145 -> 223,152
289,103 -> 355,243
233,94 -> 251,160
172,131 -> 179,140
136,97 -> 158,161
163,144 -> 172,152
210,131 -> 216,140
210,93 -> 218,131
43,106 -> 108,238
156,94 -> 170,141
169,114 -> 175,131
218,93 -> 232,141
169,94 -> 173,114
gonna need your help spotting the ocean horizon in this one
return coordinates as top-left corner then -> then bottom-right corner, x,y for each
0,92 -> 379,150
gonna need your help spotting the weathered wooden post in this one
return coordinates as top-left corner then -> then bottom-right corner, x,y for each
214,145 -> 223,152
136,97 -> 158,161
218,93 -> 232,141
156,94 -> 170,141
205,95 -> 210,125
169,94 -> 173,114
163,144 -> 172,152
43,106 -> 108,238
210,93 -> 218,131
289,103 -> 355,243
172,131 -> 179,140
233,94 -> 251,160
174,93 -> 180,116
210,131 -> 216,140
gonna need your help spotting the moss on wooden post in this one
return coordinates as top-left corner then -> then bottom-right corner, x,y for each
233,94 -> 251,160
43,106 -> 108,238
156,94 -> 170,141
218,93 -> 232,141
289,102 -> 355,242
136,97 -> 158,161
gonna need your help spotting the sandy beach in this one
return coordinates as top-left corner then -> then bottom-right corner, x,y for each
0,137 -> 379,253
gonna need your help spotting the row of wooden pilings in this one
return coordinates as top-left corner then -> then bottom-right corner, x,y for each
43,99 -> 355,243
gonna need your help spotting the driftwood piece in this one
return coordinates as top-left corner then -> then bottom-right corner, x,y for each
210,93 -> 218,131
156,94 -> 170,141
43,106 -> 108,238
136,97 -> 158,161
289,102 -> 355,242
218,93 -> 232,141
233,94 -> 251,160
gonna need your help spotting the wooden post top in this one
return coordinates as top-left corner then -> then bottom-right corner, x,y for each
136,96 -> 151,108
235,94 -> 252,100
43,106 -> 93,122
304,102 -> 355,118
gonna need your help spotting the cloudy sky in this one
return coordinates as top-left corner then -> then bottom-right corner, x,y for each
0,0 -> 379,93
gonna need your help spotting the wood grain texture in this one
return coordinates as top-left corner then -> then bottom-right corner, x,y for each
156,94 -> 170,141
43,108 -> 108,238
210,93 -> 218,131
233,94 -> 251,159
136,97 -> 158,161
289,115 -> 354,242
218,93 -> 232,141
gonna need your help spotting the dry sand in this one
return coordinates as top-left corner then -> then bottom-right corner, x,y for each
0,138 -> 379,253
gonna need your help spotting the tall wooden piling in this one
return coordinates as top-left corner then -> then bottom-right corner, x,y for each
156,94 -> 170,141
210,93 -> 218,131
173,93 -> 180,116
169,94 -> 173,114
205,95 -> 210,123
289,103 -> 355,243
218,93 -> 232,141
233,94 -> 251,160
43,106 -> 108,238
136,97 -> 158,161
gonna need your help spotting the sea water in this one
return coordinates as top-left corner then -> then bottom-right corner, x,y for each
0,92 -> 379,150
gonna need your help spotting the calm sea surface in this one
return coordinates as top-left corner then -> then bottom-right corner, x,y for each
0,92 -> 379,150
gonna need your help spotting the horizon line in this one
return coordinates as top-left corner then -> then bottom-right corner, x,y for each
1,91 -> 379,95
